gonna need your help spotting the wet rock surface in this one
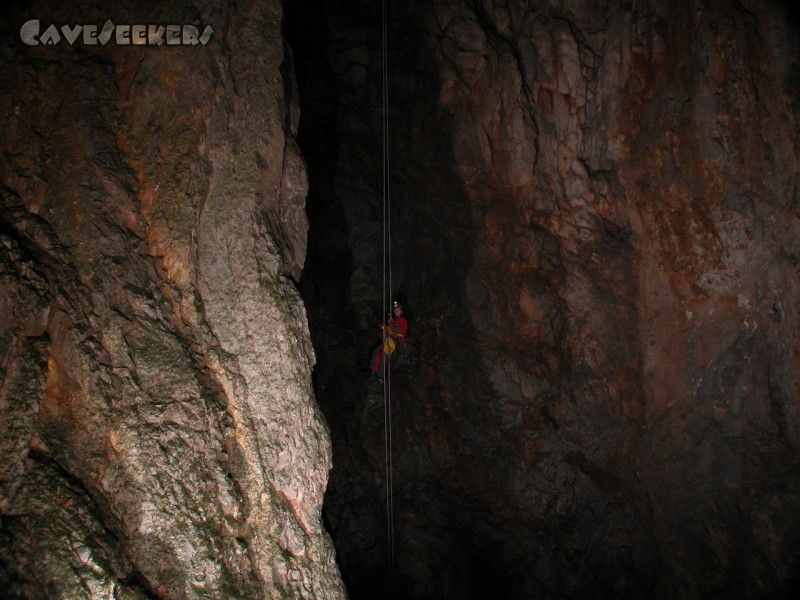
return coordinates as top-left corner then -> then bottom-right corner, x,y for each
289,1 -> 800,599
0,1 -> 345,598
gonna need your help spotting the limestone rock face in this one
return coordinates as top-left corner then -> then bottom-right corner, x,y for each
0,1 -> 345,598
289,1 -> 800,599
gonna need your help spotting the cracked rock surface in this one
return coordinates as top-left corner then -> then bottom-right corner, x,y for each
0,1 -> 345,598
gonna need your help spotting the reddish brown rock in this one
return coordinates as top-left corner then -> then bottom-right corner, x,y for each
290,1 -> 800,598
0,1 -> 344,598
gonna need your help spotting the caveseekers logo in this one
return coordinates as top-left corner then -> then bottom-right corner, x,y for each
20,19 -> 213,46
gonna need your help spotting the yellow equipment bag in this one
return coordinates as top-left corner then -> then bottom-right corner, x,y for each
382,336 -> 396,356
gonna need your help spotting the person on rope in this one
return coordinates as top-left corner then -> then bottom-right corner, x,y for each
369,301 -> 408,381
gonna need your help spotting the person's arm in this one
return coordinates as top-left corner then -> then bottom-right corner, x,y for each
392,318 -> 408,340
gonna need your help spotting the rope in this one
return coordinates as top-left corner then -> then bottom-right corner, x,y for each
381,0 -> 396,595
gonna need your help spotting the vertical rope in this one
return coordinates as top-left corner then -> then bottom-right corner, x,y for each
381,0 -> 395,596
382,0 -> 392,305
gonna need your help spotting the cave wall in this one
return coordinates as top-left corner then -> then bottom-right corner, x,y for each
0,1 -> 345,598
290,0 -> 800,599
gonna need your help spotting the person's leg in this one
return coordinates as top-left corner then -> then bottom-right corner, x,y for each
378,353 -> 387,377
371,346 -> 383,374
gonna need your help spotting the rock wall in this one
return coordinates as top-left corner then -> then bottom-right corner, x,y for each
289,1 -> 800,599
0,1 -> 345,598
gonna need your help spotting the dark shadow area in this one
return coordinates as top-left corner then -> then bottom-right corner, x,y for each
287,2 -> 491,599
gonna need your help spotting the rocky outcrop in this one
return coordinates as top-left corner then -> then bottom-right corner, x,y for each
4,0 -> 800,598
289,1 -> 800,599
0,1 -> 345,598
